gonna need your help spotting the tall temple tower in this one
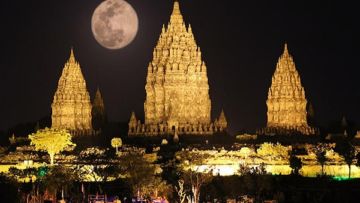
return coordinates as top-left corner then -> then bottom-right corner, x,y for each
92,87 -> 107,130
215,109 -> 228,132
129,1 -> 226,136
261,44 -> 315,135
51,48 -> 93,135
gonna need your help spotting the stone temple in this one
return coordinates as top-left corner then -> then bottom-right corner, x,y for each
51,49 -> 93,135
128,1 -> 227,136
259,44 -> 316,135
92,87 -> 107,130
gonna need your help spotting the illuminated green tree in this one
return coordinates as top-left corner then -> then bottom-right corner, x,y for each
28,128 -> 75,165
111,137 -> 122,154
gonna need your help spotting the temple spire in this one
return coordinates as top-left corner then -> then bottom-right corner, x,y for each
92,87 -> 106,130
217,109 -> 228,129
128,111 -> 139,135
264,44 -> 315,135
280,43 -> 290,59
172,1 -> 181,15
188,24 -> 193,35
93,87 -> 105,109
129,111 -> 137,125
52,48 -> 92,134
69,47 -> 76,63
169,1 -> 184,29
129,1 -> 222,136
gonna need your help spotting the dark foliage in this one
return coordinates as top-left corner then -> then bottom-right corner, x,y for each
289,155 -> 302,175
0,173 -> 19,203
202,175 -> 360,203
335,140 -> 355,178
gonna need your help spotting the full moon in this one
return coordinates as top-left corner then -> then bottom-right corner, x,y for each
91,0 -> 138,49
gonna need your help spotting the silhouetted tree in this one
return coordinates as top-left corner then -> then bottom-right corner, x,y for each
355,152 -> 360,167
316,151 -> 327,176
315,144 -> 328,176
289,154 -> 302,175
41,165 -> 81,200
356,153 -> 360,169
335,141 -> 355,178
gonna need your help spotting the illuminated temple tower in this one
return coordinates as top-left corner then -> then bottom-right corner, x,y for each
51,48 -> 93,135
260,44 -> 315,135
129,1 -> 226,136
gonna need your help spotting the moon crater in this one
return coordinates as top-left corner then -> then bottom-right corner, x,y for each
91,0 -> 138,49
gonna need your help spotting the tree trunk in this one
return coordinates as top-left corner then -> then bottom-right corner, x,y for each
192,186 -> 200,203
348,164 -> 351,179
321,164 -> 324,176
115,146 -> 118,154
196,191 -> 200,203
50,153 -> 55,165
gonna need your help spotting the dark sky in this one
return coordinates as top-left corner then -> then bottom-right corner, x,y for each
0,0 -> 359,134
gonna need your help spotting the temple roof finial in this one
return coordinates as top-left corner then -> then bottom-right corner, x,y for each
93,86 -> 105,115
219,109 -> 225,118
95,87 -> 102,99
172,1 -> 181,15
130,111 -> 137,123
283,43 -> 289,56
168,1 -> 184,30
69,47 -> 76,63
217,109 -> 228,129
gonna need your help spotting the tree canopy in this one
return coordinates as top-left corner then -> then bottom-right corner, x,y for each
111,137 -> 122,153
28,128 -> 75,165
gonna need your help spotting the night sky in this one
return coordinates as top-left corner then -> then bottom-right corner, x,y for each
0,0 -> 359,134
